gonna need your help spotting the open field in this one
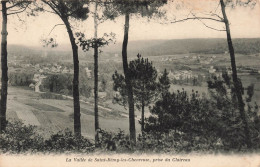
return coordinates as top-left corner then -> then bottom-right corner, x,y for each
7,86 -> 141,140
169,78 -> 260,105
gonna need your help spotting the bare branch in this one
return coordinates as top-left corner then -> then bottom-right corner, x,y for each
197,19 -> 226,31
210,13 -> 223,20
171,17 -> 223,24
48,24 -> 65,36
6,1 -> 29,10
7,4 -> 29,15
186,10 -> 193,18
16,13 -> 25,23
212,1 -> 220,13
202,11 -> 224,20
190,12 -> 225,31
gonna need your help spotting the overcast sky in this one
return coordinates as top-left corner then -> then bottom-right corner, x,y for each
2,0 -> 260,47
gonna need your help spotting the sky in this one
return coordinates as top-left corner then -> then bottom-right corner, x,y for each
2,0 -> 260,47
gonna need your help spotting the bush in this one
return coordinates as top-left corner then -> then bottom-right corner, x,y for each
0,120 -> 44,153
139,125 -> 222,153
98,129 -> 132,153
143,72 -> 260,152
0,120 -> 94,154
44,129 -> 94,153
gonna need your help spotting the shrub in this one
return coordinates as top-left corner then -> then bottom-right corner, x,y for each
143,72 -> 260,152
0,120 -> 44,153
0,121 -> 94,154
98,129 -> 132,153
44,129 -> 94,153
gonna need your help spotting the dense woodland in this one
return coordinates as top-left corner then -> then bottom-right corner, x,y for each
0,0 -> 260,154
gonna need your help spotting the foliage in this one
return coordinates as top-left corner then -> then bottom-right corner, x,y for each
37,0 -> 89,20
42,74 -> 73,95
137,131 -> 221,153
112,54 -> 158,109
129,54 -> 158,109
143,72 -> 260,151
98,129 -> 132,152
76,32 -> 116,52
103,0 -> 167,18
144,89 -> 220,145
158,69 -> 170,95
0,120 -> 44,153
97,128 -> 222,153
1,117 -> 259,154
207,72 -> 260,150
41,71 -> 93,98
41,37 -> 58,48
0,120 -> 94,154
112,54 -> 159,132
9,72 -> 34,86
44,129 -> 94,153
112,70 -> 127,106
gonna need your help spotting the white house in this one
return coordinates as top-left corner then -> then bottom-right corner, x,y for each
209,66 -> 216,74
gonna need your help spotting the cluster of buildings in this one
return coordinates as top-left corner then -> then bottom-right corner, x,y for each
167,70 -> 193,81
37,63 -> 73,74
29,74 -> 47,92
160,55 -> 218,65
161,57 -> 178,62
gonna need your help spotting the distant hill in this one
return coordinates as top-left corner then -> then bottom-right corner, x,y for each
7,38 -> 260,60
145,38 -> 260,56
102,38 -> 260,57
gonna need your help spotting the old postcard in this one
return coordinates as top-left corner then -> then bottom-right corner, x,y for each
0,0 -> 260,166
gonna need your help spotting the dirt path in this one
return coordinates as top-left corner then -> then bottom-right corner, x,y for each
8,100 -> 40,126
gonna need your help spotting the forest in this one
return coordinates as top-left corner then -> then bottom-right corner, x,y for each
0,0 -> 260,154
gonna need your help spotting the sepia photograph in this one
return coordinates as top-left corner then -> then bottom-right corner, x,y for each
0,0 -> 260,166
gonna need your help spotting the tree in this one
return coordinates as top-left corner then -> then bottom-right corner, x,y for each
105,0 -> 167,144
219,0 -> 253,149
113,54 -> 158,134
76,25 -> 115,145
0,0 -> 31,132
39,0 -> 89,137
158,69 -> 170,96
169,0 -> 257,149
91,0 -> 116,146
144,73 -> 260,150
144,89 -> 221,150
93,0 -> 99,146
207,72 -> 260,150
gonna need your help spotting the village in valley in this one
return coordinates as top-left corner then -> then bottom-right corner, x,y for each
4,46 -> 260,98
1,0 -> 260,156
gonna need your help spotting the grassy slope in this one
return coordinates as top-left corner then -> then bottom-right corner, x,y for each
7,86 -> 141,140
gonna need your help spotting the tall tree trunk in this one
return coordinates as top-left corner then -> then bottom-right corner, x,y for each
94,0 -> 99,145
122,13 -> 136,144
62,17 -> 81,138
141,100 -> 145,134
220,0 -> 252,149
0,1 -> 8,133
141,81 -> 145,134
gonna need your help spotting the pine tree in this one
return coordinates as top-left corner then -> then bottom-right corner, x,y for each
106,0 -> 167,144
39,0 -> 89,137
158,69 -> 170,96
113,54 -> 158,134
